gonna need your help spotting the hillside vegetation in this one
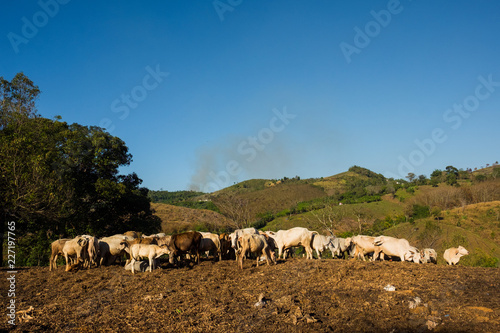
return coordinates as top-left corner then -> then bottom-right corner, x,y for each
150,203 -> 233,234
150,165 -> 500,267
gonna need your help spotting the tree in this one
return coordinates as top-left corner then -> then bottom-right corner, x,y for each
416,174 -> 428,185
311,204 -> 347,236
0,73 -> 160,266
429,169 -> 443,187
445,165 -> 459,186
212,193 -> 253,229
350,205 -> 373,233
0,72 -> 40,129
445,165 -> 459,176
406,173 -> 416,183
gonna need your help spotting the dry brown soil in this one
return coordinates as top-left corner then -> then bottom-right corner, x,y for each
2,258 -> 499,332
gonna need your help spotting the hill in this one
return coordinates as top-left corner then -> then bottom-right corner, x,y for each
263,199 -> 404,235
312,166 -> 387,195
212,181 -> 328,223
150,202 -> 234,233
471,164 -> 500,176
382,201 -> 500,266
208,166 -> 391,227
149,165 -> 500,266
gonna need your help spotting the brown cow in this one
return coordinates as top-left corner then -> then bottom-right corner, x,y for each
219,233 -> 234,260
237,233 -> 275,269
49,239 -> 71,271
166,231 -> 202,265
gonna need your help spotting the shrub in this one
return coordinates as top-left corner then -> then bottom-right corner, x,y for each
411,204 -> 430,219
337,231 -> 353,238
466,249 -> 499,267
276,209 -> 291,218
16,231 -> 51,266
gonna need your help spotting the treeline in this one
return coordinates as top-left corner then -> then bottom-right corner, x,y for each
148,190 -> 220,212
148,190 -> 205,203
404,165 -> 500,187
0,73 -> 160,266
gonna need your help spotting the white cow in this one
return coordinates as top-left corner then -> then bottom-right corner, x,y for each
62,236 -> 89,271
98,234 -> 131,266
350,235 -> 376,261
420,248 -> 438,264
229,228 -> 259,249
237,233 -> 275,269
267,227 -> 318,260
373,236 -> 421,263
80,235 -> 99,268
124,260 -> 151,273
331,237 -> 351,259
199,232 -> 222,261
312,234 -> 335,259
128,243 -> 170,274
443,246 -> 469,265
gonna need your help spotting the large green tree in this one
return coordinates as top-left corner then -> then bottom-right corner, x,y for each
1,73 -> 160,266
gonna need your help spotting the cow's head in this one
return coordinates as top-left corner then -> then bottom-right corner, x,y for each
77,237 -> 89,248
326,239 -> 336,254
344,237 -> 352,248
405,247 -> 421,263
159,244 -> 170,256
229,232 -> 238,249
457,246 -> 469,256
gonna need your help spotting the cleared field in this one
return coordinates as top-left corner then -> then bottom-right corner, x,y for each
4,259 -> 499,332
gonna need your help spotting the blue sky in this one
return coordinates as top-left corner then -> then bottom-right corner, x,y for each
2,0 -> 499,191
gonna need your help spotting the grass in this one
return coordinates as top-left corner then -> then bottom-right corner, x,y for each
213,181 -> 329,222
150,202 -> 234,234
263,199 -> 404,234
381,201 -> 500,267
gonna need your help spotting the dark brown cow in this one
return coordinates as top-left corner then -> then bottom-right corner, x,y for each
167,231 -> 202,265
219,233 -> 234,260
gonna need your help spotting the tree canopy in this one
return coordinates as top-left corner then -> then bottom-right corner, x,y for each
1,73 -> 160,265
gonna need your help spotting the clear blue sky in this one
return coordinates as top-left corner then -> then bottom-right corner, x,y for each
2,1 -> 499,191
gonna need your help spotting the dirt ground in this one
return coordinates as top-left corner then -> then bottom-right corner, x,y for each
2,258 -> 499,333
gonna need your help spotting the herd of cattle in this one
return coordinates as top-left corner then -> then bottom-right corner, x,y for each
49,227 -> 470,273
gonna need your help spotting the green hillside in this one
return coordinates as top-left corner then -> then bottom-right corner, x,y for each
382,201 -> 500,266
263,199 -> 404,235
149,165 -> 500,267
207,166 -> 393,228
313,166 -> 388,195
